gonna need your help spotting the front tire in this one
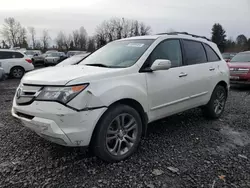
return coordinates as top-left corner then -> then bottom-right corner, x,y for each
202,85 -> 227,119
91,104 -> 142,162
10,66 -> 25,79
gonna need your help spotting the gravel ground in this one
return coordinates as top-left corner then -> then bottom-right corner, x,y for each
0,79 -> 250,188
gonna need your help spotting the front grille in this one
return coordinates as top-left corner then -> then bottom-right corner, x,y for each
230,68 -> 249,75
16,84 -> 42,105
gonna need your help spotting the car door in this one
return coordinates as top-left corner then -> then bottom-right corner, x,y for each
144,39 -> 195,121
203,42 -> 223,93
181,39 -> 213,107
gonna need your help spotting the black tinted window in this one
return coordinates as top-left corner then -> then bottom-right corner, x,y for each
0,51 -> 13,59
204,44 -> 220,62
148,40 -> 182,67
12,52 -> 24,58
183,40 -> 207,65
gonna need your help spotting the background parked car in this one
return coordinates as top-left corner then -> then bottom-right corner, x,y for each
228,51 -> 250,85
222,52 -> 237,62
66,51 -> 86,57
24,50 -> 43,66
0,49 -> 34,78
38,50 -> 59,64
56,53 -> 90,67
24,50 -> 37,58
44,52 -> 67,66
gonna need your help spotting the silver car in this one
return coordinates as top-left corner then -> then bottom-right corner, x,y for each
24,50 -> 43,65
56,53 -> 90,67
44,52 -> 67,66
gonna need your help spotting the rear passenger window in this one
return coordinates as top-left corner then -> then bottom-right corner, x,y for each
12,52 -> 24,58
203,43 -> 220,62
0,51 -> 12,59
183,40 -> 207,65
148,39 -> 183,68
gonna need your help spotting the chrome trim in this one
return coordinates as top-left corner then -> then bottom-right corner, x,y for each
151,91 -> 208,111
16,84 -> 43,105
230,68 -> 249,75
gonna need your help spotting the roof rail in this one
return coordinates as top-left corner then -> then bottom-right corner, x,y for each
156,32 -> 211,41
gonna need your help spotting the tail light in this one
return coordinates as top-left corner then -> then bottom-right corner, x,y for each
25,59 -> 32,63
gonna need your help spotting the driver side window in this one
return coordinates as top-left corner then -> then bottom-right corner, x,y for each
148,39 -> 183,68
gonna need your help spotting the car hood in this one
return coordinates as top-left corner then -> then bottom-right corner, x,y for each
21,65 -> 125,85
228,62 -> 250,68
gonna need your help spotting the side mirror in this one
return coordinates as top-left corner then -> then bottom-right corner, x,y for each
151,59 -> 171,71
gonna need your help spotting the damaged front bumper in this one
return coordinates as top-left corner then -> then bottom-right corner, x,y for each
12,98 -> 107,147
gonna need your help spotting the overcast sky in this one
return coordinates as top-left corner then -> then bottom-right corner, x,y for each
0,0 -> 249,42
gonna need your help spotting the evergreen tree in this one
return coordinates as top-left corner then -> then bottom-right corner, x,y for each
211,23 -> 227,52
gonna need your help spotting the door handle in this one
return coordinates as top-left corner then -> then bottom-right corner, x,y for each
179,72 -> 188,77
209,67 -> 215,71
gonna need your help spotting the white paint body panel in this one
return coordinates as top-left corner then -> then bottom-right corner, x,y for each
0,51 -> 34,74
12,34 -> 229,147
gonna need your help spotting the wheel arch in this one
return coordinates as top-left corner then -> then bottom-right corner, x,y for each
215,80 -> 228,97
90,98 -> 148,147
10,65 -> 25,74
109,98 -> 149,136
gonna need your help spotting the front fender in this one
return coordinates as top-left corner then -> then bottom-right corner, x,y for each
68,74 -> 148,112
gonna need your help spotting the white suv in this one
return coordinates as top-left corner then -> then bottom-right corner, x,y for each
0,49 -> 34,78
12,33 -> 229,162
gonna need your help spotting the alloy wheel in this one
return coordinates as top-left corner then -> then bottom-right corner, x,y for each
213,89 -> 226,115
12,68 -> 23,78
106,113 -> 138,156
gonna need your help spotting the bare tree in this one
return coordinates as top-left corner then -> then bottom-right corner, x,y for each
87,37 -> 96,52
17,27 -> 28,48
35,40 -> 42,50
72,30 -> 80,49
79,26 -> 88,50
41,29 -> 50,50
28,27 -> 36,49
0,17 -> 22,47
139,22 -> 151,36
95,24 -> 107,48
94,17 -> 151,47
65,34 -> 73,50
1,40 -> 9,49
56,31 -> 65,50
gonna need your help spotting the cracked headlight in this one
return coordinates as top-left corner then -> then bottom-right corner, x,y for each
37,84 -> 88,104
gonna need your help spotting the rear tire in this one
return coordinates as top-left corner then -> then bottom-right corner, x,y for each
91,104 -> 142,162
10,66 -> 25,79
202,85 -> 227,119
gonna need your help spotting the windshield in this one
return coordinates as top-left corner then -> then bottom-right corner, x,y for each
79,39 -> 154,68
57,55 -> 84,66
230,53 -> 250,62
222,53 -> 230,59
25,51 -> 36,55
45,51 -> 57,54
48,52 -> 59,57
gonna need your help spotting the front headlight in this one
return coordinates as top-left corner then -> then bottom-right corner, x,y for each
36,84 -> 88,104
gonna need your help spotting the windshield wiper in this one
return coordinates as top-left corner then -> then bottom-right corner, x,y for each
85,63 -> 110,68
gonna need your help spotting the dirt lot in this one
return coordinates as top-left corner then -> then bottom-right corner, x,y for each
0,79 -> 250,188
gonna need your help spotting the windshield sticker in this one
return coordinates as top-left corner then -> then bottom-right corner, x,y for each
127,43 -> 145,47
